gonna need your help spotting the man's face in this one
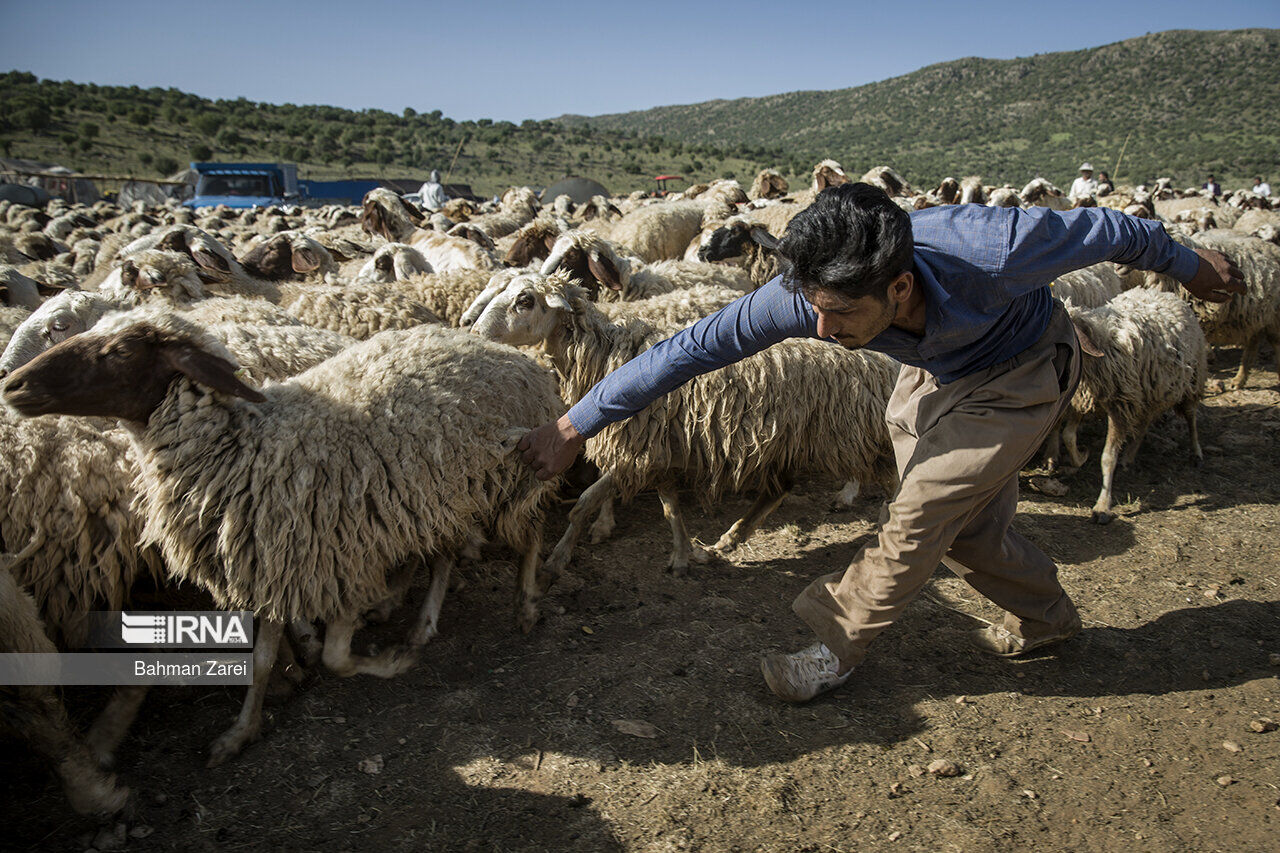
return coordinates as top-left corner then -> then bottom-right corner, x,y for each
807,286 -> 898,349
1081,171 -> 1093,179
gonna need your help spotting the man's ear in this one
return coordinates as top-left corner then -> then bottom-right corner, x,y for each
888,271 -> 913,303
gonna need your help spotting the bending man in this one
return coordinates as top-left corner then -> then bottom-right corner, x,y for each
518,184 -> 1243,702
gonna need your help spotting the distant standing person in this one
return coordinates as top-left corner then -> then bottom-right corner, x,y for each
1203,175 -> 1222,197
1254,176 -> 1272,198
1096,172 -> 1114,196
418,169 -> 448,211
1069,163 -> 1098,202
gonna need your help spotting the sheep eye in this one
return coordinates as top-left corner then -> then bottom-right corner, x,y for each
514,293 -> 535,310
50,320 -> 69,332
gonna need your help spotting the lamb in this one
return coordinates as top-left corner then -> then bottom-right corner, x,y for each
285,283 -> 441,339
355,242 -> 435,283
4,320 -> 563,766
1138,229 -> 1280,389
470,271 -> 898,574
0,564 -> 129,816
361,188 -> 500,271
1058,289 -> 1208,524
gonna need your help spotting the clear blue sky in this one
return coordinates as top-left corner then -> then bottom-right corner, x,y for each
2,0 -> 1276,122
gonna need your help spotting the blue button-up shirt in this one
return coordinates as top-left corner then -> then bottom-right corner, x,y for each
566,205 -> 1200,438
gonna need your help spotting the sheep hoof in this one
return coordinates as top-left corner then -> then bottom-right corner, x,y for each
666,558 -> 689,578
516,604 -> 540,634
1090,509 -> 1115,525
690,546 -> 712,565
207,725 -> 259,768
65,775 -> 129,817
408,624 -> 438,647
587,519 -> 615,545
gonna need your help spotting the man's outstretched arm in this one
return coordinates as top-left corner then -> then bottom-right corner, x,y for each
999,206 -> 1244,302
520,277 -> 820,480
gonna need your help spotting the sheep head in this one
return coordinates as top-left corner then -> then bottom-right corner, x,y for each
0,291 -> 116,379
812,160 -> 849,193
360,188 -> 422,243
697,217 -> 779,263
117,251 -> 206,302
3,321 -> 263,424
539,232 -> 629,298
469,271 -> 584,348
505,217 -> 567,267
239,233 -> 331,281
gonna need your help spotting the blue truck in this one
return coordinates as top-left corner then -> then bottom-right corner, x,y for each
183,162 -> 393,209
183,162 -> 480,209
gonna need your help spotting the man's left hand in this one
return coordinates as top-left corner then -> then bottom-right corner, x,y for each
1184,248 -> 1246,303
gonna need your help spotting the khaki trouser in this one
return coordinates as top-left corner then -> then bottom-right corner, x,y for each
793,302 -> 1083,668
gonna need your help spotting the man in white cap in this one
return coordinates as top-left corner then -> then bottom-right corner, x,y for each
1069,163 -> 1098,202
418,170 -> 448,211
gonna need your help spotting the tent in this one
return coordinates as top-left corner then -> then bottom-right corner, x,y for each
541,176 -> 610,205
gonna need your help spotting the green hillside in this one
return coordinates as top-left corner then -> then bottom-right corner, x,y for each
0,72 -> 765,198
559,29 -> 1280,189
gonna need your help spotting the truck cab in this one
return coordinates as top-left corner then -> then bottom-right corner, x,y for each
185,162 -> 299,209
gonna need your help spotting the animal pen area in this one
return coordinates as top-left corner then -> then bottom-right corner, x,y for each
0,166 -> 1277,853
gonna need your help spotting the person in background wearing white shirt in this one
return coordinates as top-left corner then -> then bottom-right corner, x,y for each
1203,175 -> 1221,198
1253,177 -> 1272,198
418,170 -> 448,211
1069,162 -> 1098,202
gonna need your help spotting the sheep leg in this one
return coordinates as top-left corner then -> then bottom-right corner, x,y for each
22,686 -> 129,815
658,481 -> 709,576
1119,419 -> 1150,469
288,619 -> 323,667
713,479 -> 793,553
1227,335 -> 1259,390
1090,414 -> 1125,525
1041,425 -> 1062,473
1063,411 -> 1088,468
545,472 -> 616,579
1180,397 -> 1203,466
588,497 -> 616,544
408,555 -> 452,646
515,530 -> 546,634
208,617 -> 284,768
83,686 -> 149,768
831,479 -> 860,510
365,558 -> 419,623
321,616 -> 418,678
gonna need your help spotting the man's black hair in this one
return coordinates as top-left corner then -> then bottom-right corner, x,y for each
776,182 -> 913,302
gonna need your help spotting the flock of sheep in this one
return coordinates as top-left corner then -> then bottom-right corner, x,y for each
1,159 -> 1278,818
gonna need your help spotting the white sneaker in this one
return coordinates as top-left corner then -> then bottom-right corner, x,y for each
760,642 -> 852,703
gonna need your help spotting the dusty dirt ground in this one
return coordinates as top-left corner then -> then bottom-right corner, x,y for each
2,354 -> 1278,853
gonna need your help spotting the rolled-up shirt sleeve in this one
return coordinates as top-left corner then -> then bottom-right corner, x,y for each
566,276 -> 821,437
1000,207 -> 1201,291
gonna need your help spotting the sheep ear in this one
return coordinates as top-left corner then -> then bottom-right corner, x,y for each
579,204 -> 596,221
748,226 -> 779,251
192,247 -> 231,274
161,344 -> 266,402
120,259 -> 139,289
291,246 -> 322,273
36,281 -> 71,298
545,290 -> 573,313
587,251 -> 623,291
397,195 -> 424,225
1072,322 -> 1105,358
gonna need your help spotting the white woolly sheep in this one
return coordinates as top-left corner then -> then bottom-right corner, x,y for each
693,215 -> 782,288
4,321 -> 564,766
1058,289 -> 1208,523
607,200 -> 718,263
360,188 -> 500,271
1020,178 -> 1072,210
285,283 -> 441,339
859,166 -> 911,197
470,271 -> 898,574
1139,229 -> 1280,389
457,186 -> 539,240
959,176 -> 986,205
536,230 -> 752,304
1049,263 -> 1127,309
2,265 -> 44,309
355,242 -> 435,283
